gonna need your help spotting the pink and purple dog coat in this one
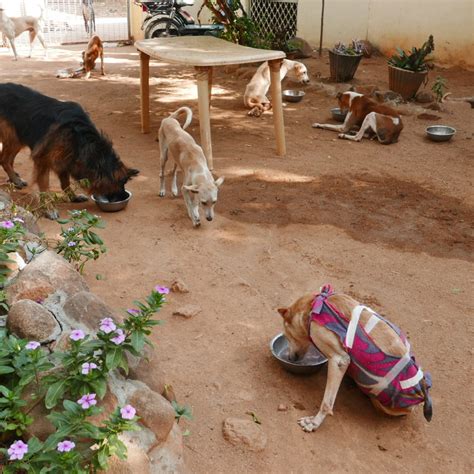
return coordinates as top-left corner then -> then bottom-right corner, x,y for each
310,285 -> 431,410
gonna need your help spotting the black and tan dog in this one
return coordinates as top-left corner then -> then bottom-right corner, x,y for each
0,83 -> 138,219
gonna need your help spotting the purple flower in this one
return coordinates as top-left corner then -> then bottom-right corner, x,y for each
0,220 -> 14,229
111,329 -> 125,345
67,227 -> 75,232
120,404 -> 136,420
155,286 -> 170,295
67,241 -> 76,247
81,362 -> 98,375
99,317 -> 116,334
77,393 -> 97,409
127,308 -> 140,315
25,341 -> 40,350
57,440 -> 75,452
13,217 -> 24,223
70,329 -> 85,341
7,440 -> 28,460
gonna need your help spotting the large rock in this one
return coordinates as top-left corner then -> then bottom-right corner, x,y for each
149,423 -> 187,474
126,380 -> 175,443
107,432 -> 151,474
25,399 -> 55,441
7,250 -> 88,304
416,90 -> 435,103
7,299 -> 61,342
222,418 -> 267,452
288,37 -> 313,58
127,348 -> 166,396
63,291 -> 115,331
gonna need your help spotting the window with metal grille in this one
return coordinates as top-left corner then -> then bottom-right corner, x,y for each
250,0 -> 298,40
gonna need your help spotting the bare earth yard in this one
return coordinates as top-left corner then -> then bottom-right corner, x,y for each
1,44 -> 473,473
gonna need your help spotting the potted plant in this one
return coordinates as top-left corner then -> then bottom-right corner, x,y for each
388,35 -> 434,100
329,40 -> 364,82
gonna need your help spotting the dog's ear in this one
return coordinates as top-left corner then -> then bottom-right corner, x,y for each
127,168 -> 140,179
336,92 -> 343,100
348,86 -> 355,92
277,307 -> 290,322
215,176 -> 224,187
183,184 -> 199,194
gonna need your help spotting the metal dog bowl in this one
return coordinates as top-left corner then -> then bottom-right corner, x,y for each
91,190 -> 132,212
426,125 -> 456,142
283,90 -> 305,103
270,333 -> 327,375
331,107 -> 348,122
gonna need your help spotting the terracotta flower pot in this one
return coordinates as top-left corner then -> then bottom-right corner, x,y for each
388,64 -> 428,100
329,50 -> 363,82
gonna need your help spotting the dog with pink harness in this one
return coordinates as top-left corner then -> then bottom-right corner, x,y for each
310,285 -> 432,417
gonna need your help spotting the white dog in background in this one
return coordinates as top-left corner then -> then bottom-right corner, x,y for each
244,59 -> 310,117
158,107 -> 224,228
0,6 -> 47,60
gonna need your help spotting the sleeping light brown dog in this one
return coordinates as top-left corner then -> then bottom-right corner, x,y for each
81,34 -> 104,79
278,284 -> 432,432
244,59 -> 310,117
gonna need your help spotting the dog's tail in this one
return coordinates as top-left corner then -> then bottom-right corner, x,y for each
421,375 -> 433,422
169,107 -> 192,130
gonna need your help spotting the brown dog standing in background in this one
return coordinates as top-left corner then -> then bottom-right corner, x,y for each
82,35 -> 104,79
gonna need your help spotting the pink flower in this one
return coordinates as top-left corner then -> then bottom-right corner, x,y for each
25,341 -> 40,350
81,362 -> 98,375
127,308 -> 140,315
70,329 -> 85,341
120,405 -> 136,420
155,286 -> 170,295
99,317 -> 116,334
1,220 -> 14,229
77,393 -> 97,409
7,440 -> 28,460
57,440 -> 75,452
111,329 -> 125,345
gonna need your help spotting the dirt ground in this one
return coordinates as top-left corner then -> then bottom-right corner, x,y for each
1,43 -> 473,473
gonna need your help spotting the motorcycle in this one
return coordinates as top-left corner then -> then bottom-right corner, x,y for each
134,1 -> 224,39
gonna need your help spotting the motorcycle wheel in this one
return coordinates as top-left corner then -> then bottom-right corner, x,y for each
145,19 -> 180,39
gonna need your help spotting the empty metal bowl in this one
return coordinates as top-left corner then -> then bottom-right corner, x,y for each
331,107 -> 348,122
270,333 -> 327,375
283,90 -> 305,103
426,125 -> 456,142
91,190 -> 132,212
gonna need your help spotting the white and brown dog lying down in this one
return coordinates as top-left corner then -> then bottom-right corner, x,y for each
81,35 -> 104,79
313,91 -> 403,144
278,284 -> 432,432
244,59 -> 310,117
158,107 -> 224,227
0,7 -> 46,60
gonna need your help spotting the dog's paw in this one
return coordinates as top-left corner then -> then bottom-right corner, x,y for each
312,123 -> 322,129
158,191 -> 166,198
298,416 -> 320,432
193,219 -> 201,228
71,194 -> 88,203
44,209 -> 59,221
9,178 -> 27,189
171,190 -> 179,197
338,133 -> 346,139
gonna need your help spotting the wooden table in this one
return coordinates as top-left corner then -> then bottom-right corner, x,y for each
135,36 -> 286,169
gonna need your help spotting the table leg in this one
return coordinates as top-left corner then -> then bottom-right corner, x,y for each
139,51 -> 150,134
269,59 -> 286,156
208,67 -> 213,110
196,66 -> 213,170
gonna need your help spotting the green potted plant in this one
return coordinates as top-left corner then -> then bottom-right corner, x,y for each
329,40 -> 364,82
388,35 -> 434,99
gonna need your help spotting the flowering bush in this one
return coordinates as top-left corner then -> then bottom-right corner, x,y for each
0,219 -> 26,287
55,210 -> 107,274
0,286 -> 167,471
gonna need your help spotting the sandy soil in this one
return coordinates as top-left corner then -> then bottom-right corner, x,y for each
1,44 -> 473,473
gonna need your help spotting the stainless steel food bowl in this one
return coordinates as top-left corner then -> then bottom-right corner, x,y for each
270,333 -> 327,375
91,190 -> 132,212
283,90 -> 305,103
331,107 -> 348,122
426,125 -> 456,142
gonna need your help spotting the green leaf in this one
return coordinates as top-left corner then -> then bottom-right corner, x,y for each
28,436 -> 43,455
105,347 -> 123,371
89,377 -> 107,399
45,379 -> 67,409
131,331 -> 145,353
0,365 -> 14,374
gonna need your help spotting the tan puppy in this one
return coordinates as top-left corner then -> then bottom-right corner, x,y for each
278,286 -> 432,432
81,35 -> 104,79
244,59 -> 310,117
158,107 -> 224,227
0,7 -> 47,60
313,91 -> 403,144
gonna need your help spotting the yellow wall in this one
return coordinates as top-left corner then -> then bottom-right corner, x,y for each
297,0 -> 474,68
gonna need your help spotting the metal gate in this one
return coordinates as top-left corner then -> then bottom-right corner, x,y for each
1,0 -> 129,46
250,0 -> 298,40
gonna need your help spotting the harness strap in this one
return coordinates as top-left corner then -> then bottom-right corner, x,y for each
364,314 -> 379,334
400,367 -> 424,390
